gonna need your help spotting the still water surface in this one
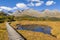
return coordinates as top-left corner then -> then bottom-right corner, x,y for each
16,24 -> 51,34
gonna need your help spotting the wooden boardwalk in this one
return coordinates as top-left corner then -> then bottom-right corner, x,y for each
6,22 -> 25,40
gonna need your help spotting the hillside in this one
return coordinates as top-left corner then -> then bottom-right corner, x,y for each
0,10 -> 60,23
12,9 -> 60,18
12,9 -> 42,17
0,11 -> 15,23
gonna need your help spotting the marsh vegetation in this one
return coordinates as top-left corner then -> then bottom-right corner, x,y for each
0,12 -> 60,40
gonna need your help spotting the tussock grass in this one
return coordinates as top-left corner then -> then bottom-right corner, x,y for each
0,21 -> 60,40
0,23 -> 8,40
0,23 -> 6,30
18,30 -> 58,40
0,30 -> 8,40
11,21 -> 60,39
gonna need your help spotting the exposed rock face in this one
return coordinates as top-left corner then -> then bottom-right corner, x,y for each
12,9 -> 60,18
42,9 -> 60,18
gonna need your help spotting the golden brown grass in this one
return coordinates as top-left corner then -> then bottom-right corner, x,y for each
0,23 -> 6,30
0,30 -> 8,40
0,21 -> 60,40
18,30 -> 58,40
0,23 -> 8,40
11,21 -> 60,39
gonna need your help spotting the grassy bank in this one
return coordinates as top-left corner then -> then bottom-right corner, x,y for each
0,21 -> 60,40
0,30 -> 8,40
11,21 -> 60,39
0,23 -> 8,40
18,30 -> 58,40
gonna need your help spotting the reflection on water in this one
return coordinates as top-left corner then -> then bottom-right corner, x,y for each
16,24 -> 51,34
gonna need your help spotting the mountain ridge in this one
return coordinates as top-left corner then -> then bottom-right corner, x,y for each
11,9 -> 60,18
0,9 -> 60,18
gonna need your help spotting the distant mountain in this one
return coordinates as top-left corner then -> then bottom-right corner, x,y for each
11,9 -> 60,18
1,8 -> 60,18
42,9 -> 60,18
0,8 -> 13,15
12,9 -> 43,17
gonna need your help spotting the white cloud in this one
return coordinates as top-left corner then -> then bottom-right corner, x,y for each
0,6 -> 12,11
35,1 -> 44,6
27,0 -> 40,2
27,1 -> 44,7
0,6 -> 18,11
0,3 -> 29,11
16,3 -> 29,9
31,0 -> 40,2
46,1 -> 56,6
13,7 -> 18,9
27,2 -> 34,6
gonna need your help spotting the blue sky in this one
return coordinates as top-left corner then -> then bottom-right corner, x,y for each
0,0 -> 60,11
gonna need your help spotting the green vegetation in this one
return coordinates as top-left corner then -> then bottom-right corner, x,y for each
15,15 -> 60,21
0,11 -> 15,23
6,16 -> 15,22
14,15 -> 38,21
0,11 -> 60,40
0,11 -> 60,23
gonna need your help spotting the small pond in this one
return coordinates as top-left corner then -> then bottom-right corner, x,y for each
16,24 -> 52,34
